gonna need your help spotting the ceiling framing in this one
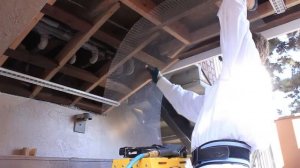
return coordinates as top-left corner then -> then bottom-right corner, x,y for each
0,0 -> 300,114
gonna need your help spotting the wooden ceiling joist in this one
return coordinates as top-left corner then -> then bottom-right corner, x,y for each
94,30 -> 121,48
169,45 -> 188,59
120,0 -> 191,45
30,2 -> 120,98
42,4 -> 166,69
41,3 -> 92,32
4,49 -> 57,69
71,32 -> 160,106
134,52 -> 166,69
254,9 -> 300,33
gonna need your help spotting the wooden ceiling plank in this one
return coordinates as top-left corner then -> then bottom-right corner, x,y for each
189,23 -> 220,46
41,4 -> 92,32
169,45 -> 187,59
94,30 -> 121,48
254,9 -> 300,32
61,65 -> 98,83
120,0 -> 191,44
107,33 -> 160,75
4,49 -> 57,69
71,32 -> 160,105
30,2 -> 120,98
162,23 -> 190,44
56,3 -> 120,66
41,4 -> 167,69
134,52 -> 166,69
180,41 -> 220,59
40,4 -> 120,48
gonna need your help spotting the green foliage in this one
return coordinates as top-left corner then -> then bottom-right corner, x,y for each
266,30 -> 300,114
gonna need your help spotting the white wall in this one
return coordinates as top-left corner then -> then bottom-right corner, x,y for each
0,93 -> 161,159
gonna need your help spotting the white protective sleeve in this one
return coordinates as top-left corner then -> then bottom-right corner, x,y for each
157,76 -> 204,123
218,0 -> 260,78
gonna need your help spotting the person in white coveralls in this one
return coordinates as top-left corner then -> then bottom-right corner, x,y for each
147,0 -> 274,167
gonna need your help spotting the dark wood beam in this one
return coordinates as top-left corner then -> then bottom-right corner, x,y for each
179,40 -> 220,59
60,65 -> 98,83
169,45 -> 187,59
4,48 -> 57,69
30,2 -> 120,98
134,52 -> 166,69
41,3 -> 92,32
253,7 -> 300,32
42,4 -> 167,69
93,30 -> 121,48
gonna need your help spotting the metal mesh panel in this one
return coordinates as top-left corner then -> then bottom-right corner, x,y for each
200,57 -> 218,85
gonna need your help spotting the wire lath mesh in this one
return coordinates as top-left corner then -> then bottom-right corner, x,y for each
104,0 -> 216,101
103,0 -> 225,149
200,57 -> 219,85
149,0 -> 210,23
102,0 -> 212,147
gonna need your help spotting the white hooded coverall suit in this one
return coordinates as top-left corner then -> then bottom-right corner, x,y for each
156,0 -> 274,167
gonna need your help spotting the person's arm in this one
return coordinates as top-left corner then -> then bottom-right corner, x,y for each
157,76 -> 204,123
218,0 -> 259,77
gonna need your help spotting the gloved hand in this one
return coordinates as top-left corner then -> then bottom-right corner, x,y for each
146,65 -> 160,83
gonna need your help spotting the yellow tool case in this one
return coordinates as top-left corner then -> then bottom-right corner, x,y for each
112,157 -> 187,168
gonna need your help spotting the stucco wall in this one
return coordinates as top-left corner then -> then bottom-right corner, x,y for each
276,116 -> 300,168
0,93 -> 161,159
0,0 -> 48,55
